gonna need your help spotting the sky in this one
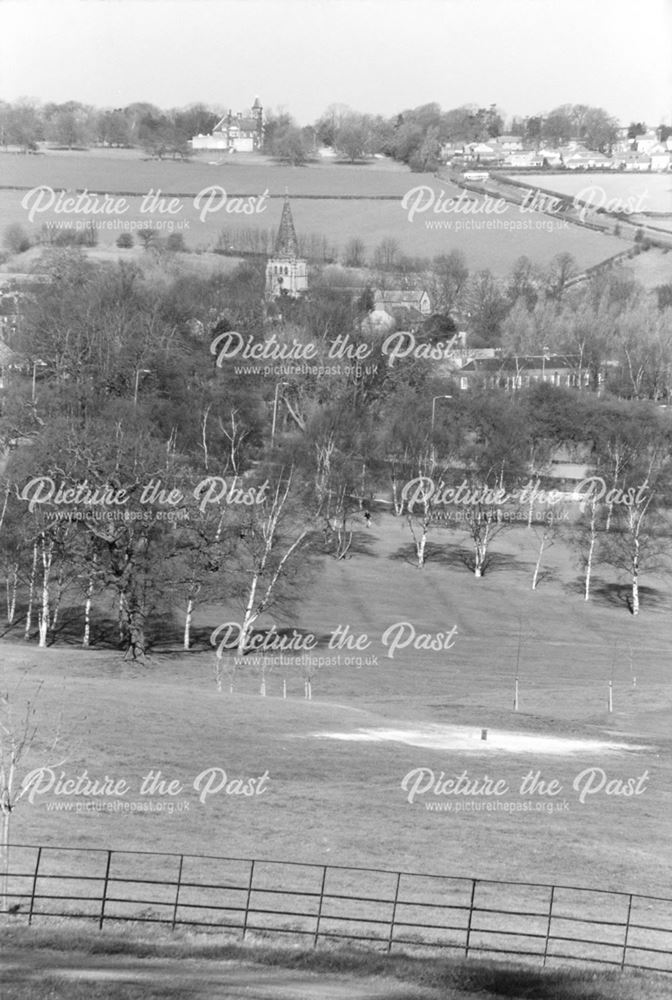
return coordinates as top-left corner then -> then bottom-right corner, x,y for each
1,0 -> 671,126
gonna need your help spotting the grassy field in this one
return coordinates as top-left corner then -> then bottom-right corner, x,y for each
3,515 -> 671,907
0,149 -> 626,272
510,173 -> 672,215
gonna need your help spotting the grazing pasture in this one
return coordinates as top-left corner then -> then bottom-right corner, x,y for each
0,150 -> 626,272
3,516 -> 671,903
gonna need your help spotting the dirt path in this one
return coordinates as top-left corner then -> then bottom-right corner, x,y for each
1,948 -> 444,1000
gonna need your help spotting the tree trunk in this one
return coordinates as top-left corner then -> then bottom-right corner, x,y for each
238,572 -> 260,655
38,535 -> 53,649
6,564 -> 18,625
184,596 -> 193,650
0,807 -> 9,914
532,533 -> 546,590
24,542 -> 37,640
632,537 -> 640,616
83,577 -> 93,648
584,500 -> 597,602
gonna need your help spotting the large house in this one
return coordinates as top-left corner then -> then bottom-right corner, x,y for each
191,97 -> 264,152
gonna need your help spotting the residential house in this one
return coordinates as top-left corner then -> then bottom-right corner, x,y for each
497,135 -> 524,151
373,288 -> 432,323
466,141 -> 504,163
456,354 -> 592,392
503,149 -> 545,168
634,131 -> 660,154
619,151 -> 652,172
564,149 -> 614,170
538,147 -> 564,167
649,143 -> 671,172
191,97 -> 264,152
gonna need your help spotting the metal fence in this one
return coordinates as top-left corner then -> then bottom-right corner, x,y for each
3,844 -> 672,974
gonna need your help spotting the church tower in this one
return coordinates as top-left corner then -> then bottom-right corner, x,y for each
265,195 -> 308,299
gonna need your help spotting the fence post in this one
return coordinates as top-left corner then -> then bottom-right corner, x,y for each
387,872 -> 401,954
28,847 -> 42,926
242,859 -> 255,940
542,884 -> 555,966
99,850 -> 112,930
171,855 -> 184,931
621,894 -> 633,969
465,879 -> 477,957
313,865 -> 328,948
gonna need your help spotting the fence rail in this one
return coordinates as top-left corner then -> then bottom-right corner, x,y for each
2,844 -> 672,974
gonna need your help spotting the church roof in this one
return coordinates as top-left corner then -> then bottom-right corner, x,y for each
274,196 -> 300,258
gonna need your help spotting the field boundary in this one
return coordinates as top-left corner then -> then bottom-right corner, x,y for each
3,843 -> 671,974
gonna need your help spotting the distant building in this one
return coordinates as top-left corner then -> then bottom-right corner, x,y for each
618,151 -> 652,172
456,354 -> 593,392
191,97 -> 264,152
265,196 -> 308,299
373,288 -> 431,319
634,131 -> 660,154
497,135 -> 525,151
649,144 -> 672,172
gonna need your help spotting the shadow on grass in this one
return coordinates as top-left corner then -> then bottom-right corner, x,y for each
389,542 -> 530,576
0,605 -> 216,655
564,579 -> 668,613
321,528 -> 378,560
2,923 -> 668,1000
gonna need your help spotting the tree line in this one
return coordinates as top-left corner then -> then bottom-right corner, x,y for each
3,97 -> 667,168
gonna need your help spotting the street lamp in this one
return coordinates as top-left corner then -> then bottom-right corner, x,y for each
134,368 -> 152,406
271,381 -> 289,447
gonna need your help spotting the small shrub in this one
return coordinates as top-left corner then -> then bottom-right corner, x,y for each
116,232 -> 134,249
3,223 -> 31,254
166,232 -> 186,252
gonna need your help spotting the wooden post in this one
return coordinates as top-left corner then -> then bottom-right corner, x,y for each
513,676 -> 519,711
621,894 -> 633,969
387,872 -> 402,953
28,847 -> 42,926
99,850 -> 112,930
171,855 -> 184,931
608,680 -> 613,713
542,884 -> 555,966
465,879 -> 477,957
313,866 -> 327,948
242,860 -> 255,940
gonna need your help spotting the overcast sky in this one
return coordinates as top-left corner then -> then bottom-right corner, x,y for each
1,0 -> 671,126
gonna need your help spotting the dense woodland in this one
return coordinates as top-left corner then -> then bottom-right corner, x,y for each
0,248 -> 671,658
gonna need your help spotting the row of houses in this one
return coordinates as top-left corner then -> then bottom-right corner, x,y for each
442,135 -> 672,172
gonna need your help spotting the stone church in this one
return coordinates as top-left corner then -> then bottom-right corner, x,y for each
190,97 -> 264,152
265,196 -> 308,299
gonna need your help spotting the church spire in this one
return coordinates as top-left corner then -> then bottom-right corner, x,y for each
274,193 -> 299,258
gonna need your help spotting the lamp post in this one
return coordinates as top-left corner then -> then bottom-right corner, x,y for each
134,368 -> 152,406
271,381 -> 289,447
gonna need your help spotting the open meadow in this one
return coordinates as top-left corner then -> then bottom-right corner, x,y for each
0,149 -> 626,272
3,514 -> 671,905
